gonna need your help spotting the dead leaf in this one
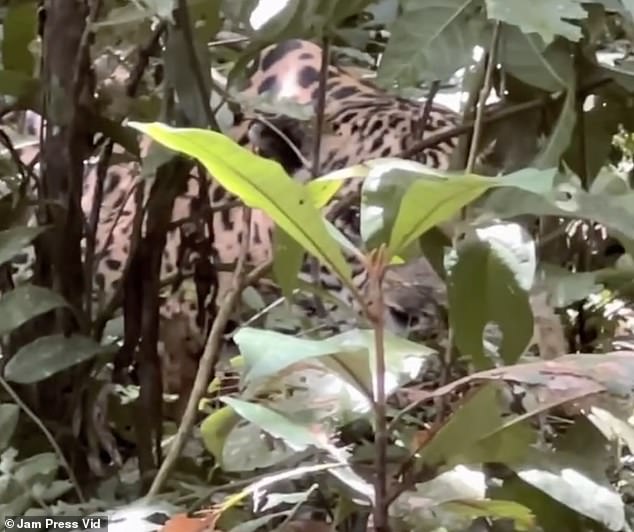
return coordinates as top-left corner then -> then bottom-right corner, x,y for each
160,511 -> 219,532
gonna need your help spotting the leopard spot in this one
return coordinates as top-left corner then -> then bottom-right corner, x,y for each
261,39 -> 303,71
257,75 -> 278,95
298,65 -> 319,89
105,258 -> 121,270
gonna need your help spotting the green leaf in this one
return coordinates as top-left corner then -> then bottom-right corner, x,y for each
388,167 -> 556,256
272,227 -> 305,299
328,328 -> 435,397
533,86 -> 576,169
488,473 -> 584,532
483,177 -> 634,242
164,25 -> 213,128
361,160 -> 423,251
234,328 -> 347,383
221,396 -> 338,454
200,406 -> 240,465
442,499 -> 535,530
127,122 -> 351,285
0,70 -> 40,102
564,93 -> 623,180
271,172 -> 349,299
499,26 -> 573,91
92,3 -> 155,27
455,421 -> 536,465
0,226 -> 47,267
513,448 -> 625,530
14,452 -> 59,486
0,404 -> 19,451
485,0 -> 587,44
417,384 -> 508,467
448,238 -> 534,367
540,264 -> 601,307
234,327 -> 433,398
2,0 -> 38,75
0,286 -> 68,336
599,61 -> 634,92
378,0 -> 486,85
4,334 -> 116,384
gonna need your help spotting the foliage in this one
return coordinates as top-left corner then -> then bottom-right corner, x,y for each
0,0 -> 634,531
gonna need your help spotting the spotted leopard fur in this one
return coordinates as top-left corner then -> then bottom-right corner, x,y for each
0,38 -> 461,398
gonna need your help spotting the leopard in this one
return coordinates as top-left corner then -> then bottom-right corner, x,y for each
0,38 -> 461,401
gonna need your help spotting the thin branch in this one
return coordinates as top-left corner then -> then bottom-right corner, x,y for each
0,375 -> 85,503
309,36 -> 331,317
147,209 -> 271,497
84,140 -> 112,316
311,37 -> 330,178
419,80 -> 441,139
126,21 -> 167,97
70,0 -> 101,108
466,21 -> 500,173
366,246 -> 390,532
0,128 -> 38,184
398,76 -> 612,161
174,0 -> 219,130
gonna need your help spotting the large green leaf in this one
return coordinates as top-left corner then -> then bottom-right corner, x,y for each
378,0 -> 486,85
0,70 -> 40,102
564,93 -> 623,180
271,227 -> 305,299
0,286 -> 68,336
533,85 -> 576,169
417,385 -> 508,467
164,24 -> 214,128
127,122 -> 351,285
0,403 -> 19,452
483,175 -> 634,242
361,160 -> 423,252
448,238 -> 534,367
234,328 -> 349,382
3,334 -> 116,384
499,26 -> 574,91
234,326 -> 433,398
485,0 -> 587,44
221,396 -> 343,456
200,405 -> 240,466
599,61 -> 634,92
2,0 -> 38,75
0,226 -> 47,267
511,448 -> 625,530
392,467 -> 535,531
271,171 -> 354,299
387,167 -> 557,256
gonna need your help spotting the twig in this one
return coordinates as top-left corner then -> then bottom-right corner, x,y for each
84,140 -> 112,316
0,128 -> 38,184
90,23 -> 168,338
126,21 -> 167,98
418,80 -> 441,139
364,245 -> 390,532
466,21 -> 500,173
146,210 -> 271,497
174,0 -> 219,130
70,0 -> 101,108
311,37 -> 330,178
0,375 -> 86,503
398,76 -> 612,161
308,36 -> 331,317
